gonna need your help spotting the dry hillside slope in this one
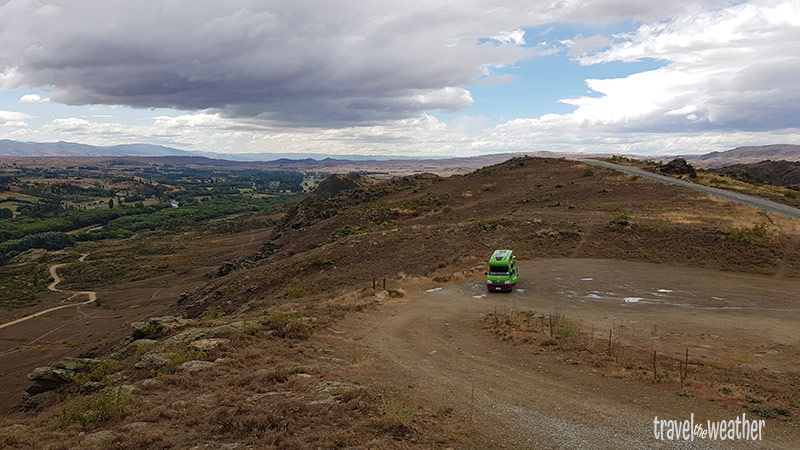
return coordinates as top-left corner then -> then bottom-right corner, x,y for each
183,156 -> 799,319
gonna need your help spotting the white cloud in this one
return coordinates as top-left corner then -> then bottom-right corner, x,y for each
0,110 -> 33,127
567,1 -> 800,131
490,29 -> 526,45
487,0 -> 800,156
19,93 -> 49,103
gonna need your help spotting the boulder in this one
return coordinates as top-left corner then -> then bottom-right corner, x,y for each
175,361 -> 214,373
657,158 -> 697,177
130,316 -> 191,339
388,288 -> 406,298
53,357 -> 101,372
138,378 -> 162,389
190,338 -> 229,351
134,353 -> 171,370
84,430 -> 117,443
26,367 -> 76,394
374,290 -> 389,304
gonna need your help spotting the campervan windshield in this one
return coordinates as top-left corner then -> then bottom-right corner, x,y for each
488,266 -> 510,275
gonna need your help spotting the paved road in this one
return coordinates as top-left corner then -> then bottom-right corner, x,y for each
580,159 -> 800,220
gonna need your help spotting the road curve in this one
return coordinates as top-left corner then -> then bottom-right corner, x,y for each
579,159 -> 800,220
0,254 -> 96,330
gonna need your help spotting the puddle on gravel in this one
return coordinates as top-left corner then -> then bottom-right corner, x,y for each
656,289 -> 672,293
580,278 -> 593,281
623,297 -> 643,303
516,289 -> 525,293
425,287 -> 443,293
473,294 -> 487,299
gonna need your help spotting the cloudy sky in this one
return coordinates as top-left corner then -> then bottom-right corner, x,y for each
1,0 -> 799,157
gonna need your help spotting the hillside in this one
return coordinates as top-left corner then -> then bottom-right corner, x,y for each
713,160 -> 800,189
184,157 -> 800,319
679,144 -> 800,168
1,157 -> 799,448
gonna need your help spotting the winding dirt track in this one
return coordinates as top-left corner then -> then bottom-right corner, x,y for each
345,259 -> 800,449
0,254 -> 96,331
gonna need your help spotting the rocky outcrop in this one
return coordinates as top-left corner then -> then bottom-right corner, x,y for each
130,316 -> 192,339
313,173 -> 374,199
160,321 -> 257,347
26,367 -> 76,394
656,158 -> 697,177
23,357 -> 103,408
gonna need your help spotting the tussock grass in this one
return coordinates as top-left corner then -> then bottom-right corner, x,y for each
715,224 -> 769,243
382,397 -> 416,428
265,312 -> 313,340
61,387 -> 132,427
282,278 -> 310,299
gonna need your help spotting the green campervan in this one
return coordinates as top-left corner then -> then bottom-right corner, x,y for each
486,249 -> 519,292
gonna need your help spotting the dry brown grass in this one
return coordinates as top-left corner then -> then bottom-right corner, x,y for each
484,309 -> 798,419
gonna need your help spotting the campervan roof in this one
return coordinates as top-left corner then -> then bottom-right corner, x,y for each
490,249 -> 513,265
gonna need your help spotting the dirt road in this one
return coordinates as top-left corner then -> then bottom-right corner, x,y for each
580,159 -> 800,220
0,254 -> 96,331
0,227 -> 272,411
344,259 -> 800,448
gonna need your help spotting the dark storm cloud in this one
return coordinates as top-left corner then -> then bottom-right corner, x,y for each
0,1 -> 534,125
0,0 -> 706,127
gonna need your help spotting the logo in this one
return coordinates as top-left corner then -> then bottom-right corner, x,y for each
653,414 -> 765,441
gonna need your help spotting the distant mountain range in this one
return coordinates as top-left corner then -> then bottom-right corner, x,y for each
676,144 -> 800,168
1,139 -> 798,168
0,139 -> 426,161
